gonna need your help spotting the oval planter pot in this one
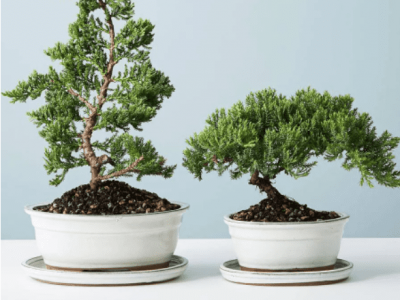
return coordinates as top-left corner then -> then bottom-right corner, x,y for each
224,212 -> 349,271
25,202 -> 189,270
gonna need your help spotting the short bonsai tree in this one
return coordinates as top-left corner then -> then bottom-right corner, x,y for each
183,88 -> 400,222
2,0 -> 179,214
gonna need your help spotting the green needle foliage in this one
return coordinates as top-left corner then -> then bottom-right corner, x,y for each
183,88 -> 400,195
3,0 -> 176,189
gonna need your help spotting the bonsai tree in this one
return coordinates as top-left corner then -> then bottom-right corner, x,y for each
2,0 -> 178,214
183,88 -> 400,221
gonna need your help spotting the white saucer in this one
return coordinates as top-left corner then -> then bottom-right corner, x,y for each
22,255 -> 188,286
220,259 -> 353,286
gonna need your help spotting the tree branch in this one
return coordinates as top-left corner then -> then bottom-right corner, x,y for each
272,158 -> 285,179
67,88 -> 96,112
97,154 -> 115,167
98,156 -> 144,180
204,155 -> 233,166
212,155 -> 219,164
97,0 -> 117,107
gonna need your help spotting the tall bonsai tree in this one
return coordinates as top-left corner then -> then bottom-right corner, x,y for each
3,0 -> 176,190
183,88 -> 400,208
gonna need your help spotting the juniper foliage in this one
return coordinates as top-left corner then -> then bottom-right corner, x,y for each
3,0 -> 176,189
183,88 -> 400,190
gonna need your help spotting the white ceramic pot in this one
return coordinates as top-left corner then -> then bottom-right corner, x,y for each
224,212 -> 349,270
25,202 -> 189,270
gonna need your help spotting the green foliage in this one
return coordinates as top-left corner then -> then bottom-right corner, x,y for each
96,63 -> 174,132
183,88 -> 400,188
2,0 -> 176,186
104,133 -> 175,180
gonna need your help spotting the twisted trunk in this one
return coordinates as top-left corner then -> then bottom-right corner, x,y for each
86,0 -> 116,190
75,1 -> 140,190
249,170 -> 286,202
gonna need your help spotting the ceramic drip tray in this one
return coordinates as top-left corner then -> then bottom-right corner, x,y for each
22,255 -> 188,286
220,259 -> 353,286
45,261 -> 171,272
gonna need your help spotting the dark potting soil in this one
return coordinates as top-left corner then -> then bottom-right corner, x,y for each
33,180 -> 181,215
230,197 -> 340,222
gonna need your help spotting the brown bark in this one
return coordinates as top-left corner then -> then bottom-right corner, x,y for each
98,156 -> 144,181
85,1 -> 118,190
67,89 -> 96,111
88,155 -> 117,189
66,89 -> 99,182
249,170 -> 285,201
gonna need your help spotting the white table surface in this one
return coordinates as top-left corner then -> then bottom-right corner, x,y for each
1,239 -> 400,300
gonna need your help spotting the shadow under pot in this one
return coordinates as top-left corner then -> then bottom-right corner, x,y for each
224,213 -> 349,271
25,202 -> 189,271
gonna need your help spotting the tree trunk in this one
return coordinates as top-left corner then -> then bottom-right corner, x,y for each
90,165 -> 101,190
74,2 -> 143,190
249,170 -> 285,201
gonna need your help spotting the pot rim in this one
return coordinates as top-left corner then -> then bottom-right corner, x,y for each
25,201 -> 189,219
224,211 -> 349,226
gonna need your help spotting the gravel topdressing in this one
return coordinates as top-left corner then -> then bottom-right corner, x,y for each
230,197 -> 339,222
33,180 -> 180,215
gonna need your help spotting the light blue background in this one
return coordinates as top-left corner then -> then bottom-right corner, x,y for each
2,0 -> 400,239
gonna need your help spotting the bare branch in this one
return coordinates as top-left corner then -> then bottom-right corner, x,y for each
97,154 -> 115,167
208,155 -> 233,165
212,155 -> 219,164
203,156 -> 233,166
98,156 -> 144,180
67,88 -> 96,112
